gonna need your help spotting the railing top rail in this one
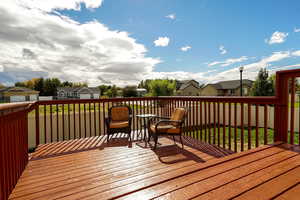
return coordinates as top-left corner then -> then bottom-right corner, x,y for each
276,68 -> 300,77
0,102 -> 35,116
36,96 -> 278,105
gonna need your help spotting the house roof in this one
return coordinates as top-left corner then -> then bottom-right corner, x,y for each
207,79 -> 253,90
0,87 -> 39,93
177,80 -> 200,90
57,87 -> 100,93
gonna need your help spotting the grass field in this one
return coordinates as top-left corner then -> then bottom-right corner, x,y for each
185,127 -> 299,152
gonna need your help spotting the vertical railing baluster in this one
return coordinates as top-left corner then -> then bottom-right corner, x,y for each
213,102 -> 216,144
234,103 -> 237,152
204,101 -> 207,142
223,102 -> 226,149
255,105 -> 259,147
94,102 -> 96,136
248,103 -> 251,150
84,103 -> 87,138
44,105 -> 47,143
73,103 -> 76,139
50,104 -> 53,143
195,99 -> 199,140
102,101 -> 106,136
79,103 -> 82,138
200,100 -> 203,141
35,105 -> 40,147
264,104 -> 268,145
62,104 -> 65,141
218,102 -> 221,146
98,102 -> 101,135
56,104 -> 59,141
89,103 -> 92,137
228,103 -> 231,150
241,103 -> 244,151
68,104 -> 71,139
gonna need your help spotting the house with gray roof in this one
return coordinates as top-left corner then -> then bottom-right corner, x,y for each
0,87 -> 39,102
200,79 -> 253,96
57,87 -> 100,99
176,80 -> 201,96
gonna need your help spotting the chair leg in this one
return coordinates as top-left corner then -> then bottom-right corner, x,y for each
107,133 -> 109,143
148,132 -> 152,142
172,135 -> 176,144
128,132 -> 132,142
154,135 -> 158,150
179,135 -> 184,149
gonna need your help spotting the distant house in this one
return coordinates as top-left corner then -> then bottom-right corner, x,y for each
136,88 -> 147,97
200,79 -> 253,96
0,87 -> 39,102
57,87 -> 100,99
176,80 -> 201,96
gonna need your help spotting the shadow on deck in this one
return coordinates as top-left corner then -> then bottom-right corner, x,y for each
30,132 -> 233,160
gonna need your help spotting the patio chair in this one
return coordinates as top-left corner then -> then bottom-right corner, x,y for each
148,107 -> 187,150
105,105 -> 132,142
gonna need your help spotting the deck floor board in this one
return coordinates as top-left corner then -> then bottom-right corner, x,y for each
9,135 -> 300,200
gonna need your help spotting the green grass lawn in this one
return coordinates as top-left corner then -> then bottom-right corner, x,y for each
185,127 -> 299,152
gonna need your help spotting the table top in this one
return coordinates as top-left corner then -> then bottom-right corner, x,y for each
136,114 -> 157,118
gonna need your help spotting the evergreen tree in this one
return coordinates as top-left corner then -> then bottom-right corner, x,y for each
251,68 -> 274,96
34,78 -> 45,95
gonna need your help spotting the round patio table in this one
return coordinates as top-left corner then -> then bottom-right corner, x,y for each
136,114 -> 156,144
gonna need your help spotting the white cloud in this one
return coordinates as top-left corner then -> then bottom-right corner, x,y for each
204,50 -> 300,83
0,0 -> 160,86
266,31 -> 288,44
154,37 -> 170,47
19,0 -> 103,12
180,46 -> 191,52
219,45 -> 227,55
166,14 -> 176,20
294,28 -> 300,33
208,56 -> 248,67
292,50 -> 300,56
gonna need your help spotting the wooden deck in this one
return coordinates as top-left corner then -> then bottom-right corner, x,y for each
9,135 -> 300,200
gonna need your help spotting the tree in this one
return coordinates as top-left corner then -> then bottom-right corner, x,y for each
61,81 -> 73,87
43,78 -> 61,96
34,78 -> 45,95
122,86 -> 137,97
15,81 -> 26,87
250,68 -> 274,96
148,79 -> 176,96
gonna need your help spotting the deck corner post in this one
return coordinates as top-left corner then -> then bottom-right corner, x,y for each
274,73 -> 289,143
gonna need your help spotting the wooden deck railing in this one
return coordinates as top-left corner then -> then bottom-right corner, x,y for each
1,68 -> 300,200
0,103 -> 33,200
32,96 -> 278,153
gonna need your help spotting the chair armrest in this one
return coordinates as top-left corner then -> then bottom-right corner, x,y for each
151,119 -> 182,132
148,116 -> 170,125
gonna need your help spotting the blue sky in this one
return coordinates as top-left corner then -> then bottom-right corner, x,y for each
0,0 -> 300,86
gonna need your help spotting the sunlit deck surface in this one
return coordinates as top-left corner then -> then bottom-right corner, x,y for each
10,134 -> 300,200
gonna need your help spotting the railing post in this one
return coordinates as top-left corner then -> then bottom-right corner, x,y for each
274,72 -> 289,143
35,103 -> 40,147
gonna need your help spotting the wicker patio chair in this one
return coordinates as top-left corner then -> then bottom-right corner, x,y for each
105,105 -> 132,142
148,107 -> 188,149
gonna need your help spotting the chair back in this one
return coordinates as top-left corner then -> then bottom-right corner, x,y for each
109,105 -> 131,121
170,107 -> 187,126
